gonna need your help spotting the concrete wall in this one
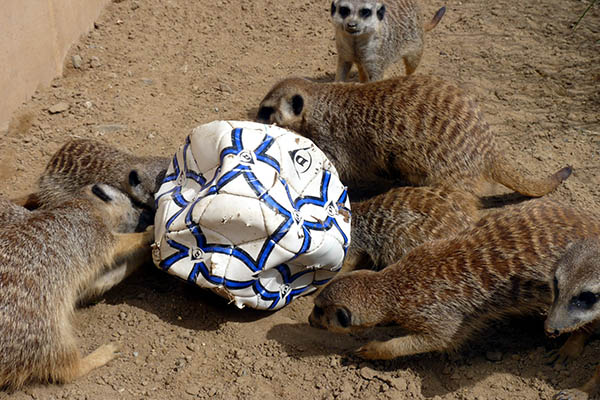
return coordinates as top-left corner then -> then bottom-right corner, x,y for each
0,0 -> 109,131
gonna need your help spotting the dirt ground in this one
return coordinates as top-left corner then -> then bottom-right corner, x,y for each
1,0 -> 599,399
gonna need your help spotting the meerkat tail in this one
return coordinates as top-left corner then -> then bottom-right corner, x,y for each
424,6 -> 446,32
488,156 -> 572,197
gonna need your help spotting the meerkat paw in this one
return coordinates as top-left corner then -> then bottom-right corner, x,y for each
547,331 -> 589,366
553,388 -> 589,400
77,343 -> 121,378
355,341 -> 394,360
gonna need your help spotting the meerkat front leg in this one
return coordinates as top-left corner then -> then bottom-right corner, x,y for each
75,343 -> 121,379
355,334 -> 442,360
336,59 -> 353,82
112,227 -> 154,261
547,320 -> 600,365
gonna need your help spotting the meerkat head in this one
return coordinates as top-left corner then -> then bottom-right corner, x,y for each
126,159 -> 169,210
309,269 -> 389,333
545,239 -> 600,337
330,0 -> 386,36
84,184 -> 145,233
256,78 -> 311,131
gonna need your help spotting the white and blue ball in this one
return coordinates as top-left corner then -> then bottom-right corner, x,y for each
152,120 -> 351,310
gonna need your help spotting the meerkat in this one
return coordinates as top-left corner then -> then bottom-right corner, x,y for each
308,200 -> 600,360
256,76 -> 572,198
545,239 -> 600,400
0,184 -> 154,390
345,185 -> 481,271
15,139 -> 170,211
0,196 -> 31,225
331,0 -> 446,82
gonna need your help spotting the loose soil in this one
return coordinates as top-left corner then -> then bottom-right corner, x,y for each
1,0 -> 599,399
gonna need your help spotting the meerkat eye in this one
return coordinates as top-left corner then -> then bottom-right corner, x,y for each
339,6 -> 351,18
377,4 -> 386,20
256,106 -> 275,122
331,1 -> 336,16
570,291 -> 598,310
359,8 -> 372,18
335,308 -> 351,328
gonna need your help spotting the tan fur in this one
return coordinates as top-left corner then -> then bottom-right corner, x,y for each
256,76 -> 572,198
15,139 -> 170,210
0,185 -> 154,390
545,239 -> 600,400
309,200 -> 600,360
331,0 -> 445,81
346,185 -> 481,271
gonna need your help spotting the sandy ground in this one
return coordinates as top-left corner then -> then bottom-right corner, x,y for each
1,0 -> 599,399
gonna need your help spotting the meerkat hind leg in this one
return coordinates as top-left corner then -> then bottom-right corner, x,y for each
355,334 -> 442,360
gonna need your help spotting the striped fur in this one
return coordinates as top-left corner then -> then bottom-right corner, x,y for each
309,200 -> 600,359
256,76 -> 572,198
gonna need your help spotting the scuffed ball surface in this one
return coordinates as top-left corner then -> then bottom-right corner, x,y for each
153,121 -> 351,310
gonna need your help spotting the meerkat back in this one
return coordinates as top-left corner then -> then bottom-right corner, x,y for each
330,0 -> 445,82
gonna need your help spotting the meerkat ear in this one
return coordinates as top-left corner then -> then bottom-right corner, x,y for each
129,170 -> 142,187
336,307 -> 351,328
377,4 -> 386,20
331,1 -> 336,16
91,184 -> 113,203
291,94 -> 304,116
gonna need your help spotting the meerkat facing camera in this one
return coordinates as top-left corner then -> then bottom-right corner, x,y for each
0,184 -> 153,389
546,239 -> 600,400
331,0 -> 445,81
15,139 -> 170,211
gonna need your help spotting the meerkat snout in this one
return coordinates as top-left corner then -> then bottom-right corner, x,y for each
309,303 -> 352,332
257,89 -> 305,126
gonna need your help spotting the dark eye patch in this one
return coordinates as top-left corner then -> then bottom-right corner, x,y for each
359,8 -> 372,18
339,6 -> 351,18
313,305 -> 324,317
553,276 -> 559,300
331,1 -> 336,16
570,291 -> 598,310
336,308 -> 350,328
291,94 -> 304,116
129,170 -> 142,187
377,4 -> 386,20
91,185 -> 112,203
256,106 -> 275,122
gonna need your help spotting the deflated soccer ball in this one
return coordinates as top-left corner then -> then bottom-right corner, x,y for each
152,120 -> 351,310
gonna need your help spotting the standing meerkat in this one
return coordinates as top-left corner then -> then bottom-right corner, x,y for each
345,185 -> 481,271
0,184 -> 154,390
256,76 -> 572,198
308,200 -> 600,360
15,139 -> 170,211
545,239 -> 600,400
331,0 -> 446,81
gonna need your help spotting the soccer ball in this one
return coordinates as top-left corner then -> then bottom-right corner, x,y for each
152,120 -> 351,310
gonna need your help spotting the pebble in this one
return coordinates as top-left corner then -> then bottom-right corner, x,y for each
218,83 -> 233,94
359,366 -> 377,380
48,102 -> 70,114
72,54 -> 83,69
93,124 -> 127,133
90,56 -> 101,68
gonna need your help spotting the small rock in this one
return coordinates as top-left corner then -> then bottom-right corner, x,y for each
131,2 -> 140,10
218,83 -> 233,94
486,351 -> 503,362
48,102 -> 70,114
141,78 -> 154,85
72,54 -> 83,69
84,101 -> 93,109
89,56 -> 101,68
359,366 -> 377,380
119,312 -> 127,320
185,386 -> 200,396
133,351 -> 139,357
